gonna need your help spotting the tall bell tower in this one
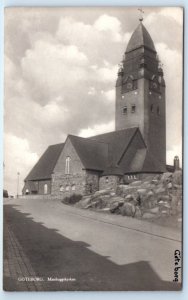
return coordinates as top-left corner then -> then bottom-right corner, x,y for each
115,18 -> 166,168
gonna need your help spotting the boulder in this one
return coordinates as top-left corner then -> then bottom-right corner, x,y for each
137,188 -> 147,195
155,186 -> 166,194
129,180 -> 142,187
134,207 -> 143,218
172,171 -> 182,185
93,189 -> 110,198
148,206 -> 159,214
161,172 -> 172,183
167,182 -> 173,189
120,202 -> 136,217
79,197 -> 91,208
142,212 -> 155,219
158,194 -> 170,202
124,194 -> 133,200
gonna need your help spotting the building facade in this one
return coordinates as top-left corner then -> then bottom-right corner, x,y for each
23,20 -> 169,198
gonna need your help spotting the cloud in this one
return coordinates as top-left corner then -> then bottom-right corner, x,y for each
79,120 -> 115,138
4,134 -> 38,195
4,8 -> 183,194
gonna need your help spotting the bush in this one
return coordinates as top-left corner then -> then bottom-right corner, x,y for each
62,193 -> 82,205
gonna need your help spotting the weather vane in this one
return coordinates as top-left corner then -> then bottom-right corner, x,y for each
138,8 -> 144,22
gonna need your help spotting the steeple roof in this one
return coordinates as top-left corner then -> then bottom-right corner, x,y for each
126,22 -> 156,53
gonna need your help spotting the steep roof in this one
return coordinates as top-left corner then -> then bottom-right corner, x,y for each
126,22 -> 156,53
127,149 -> 166,173
25,143 -> 64,181
69,135 -> 108,171
90,127 -> 138,165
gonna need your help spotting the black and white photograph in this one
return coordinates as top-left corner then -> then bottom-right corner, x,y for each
3,6 -> 183,291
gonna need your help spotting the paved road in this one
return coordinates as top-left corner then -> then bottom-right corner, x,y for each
3,198 -> 182,291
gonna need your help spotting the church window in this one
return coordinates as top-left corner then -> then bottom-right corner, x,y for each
105,177 -> 109,183
157,106 -> 160,115
151,104 -> 154,113
25,189 -> 29,195
123,106 -> 127,114
44,184 -> 48,194
72,184 -> 76,191
65,185 -> 70,191
65,156 -> 71,174
131,105 -> 136,113
122,95 -> 125,99
60,185 -> 64,192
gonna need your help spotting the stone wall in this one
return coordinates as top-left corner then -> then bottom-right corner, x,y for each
99,175 -> 119,191
51,171 -> 86,197
85,171 -> 100,195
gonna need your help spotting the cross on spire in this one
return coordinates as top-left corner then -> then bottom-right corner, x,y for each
138,8 -> 144,22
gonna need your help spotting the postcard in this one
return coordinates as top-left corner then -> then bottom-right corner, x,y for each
3,6 -> 183,291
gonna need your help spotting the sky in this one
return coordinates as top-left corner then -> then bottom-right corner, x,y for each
4,7 -> 183,196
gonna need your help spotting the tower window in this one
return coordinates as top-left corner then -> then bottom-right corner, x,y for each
123,106 -> 127,114
65,156 -> 71,174
151,104 -> 154,113
157,106 -> 160,115
131,105 -> 136,113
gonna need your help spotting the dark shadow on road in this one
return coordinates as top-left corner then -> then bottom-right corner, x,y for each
3,204 -> 181,291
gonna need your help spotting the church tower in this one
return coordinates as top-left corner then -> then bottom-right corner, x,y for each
115,19 -> 166,168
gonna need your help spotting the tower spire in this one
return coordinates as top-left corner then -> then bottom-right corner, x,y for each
138,8 -> 144,22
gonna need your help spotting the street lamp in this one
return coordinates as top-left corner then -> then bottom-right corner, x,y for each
17,172 -> 20,198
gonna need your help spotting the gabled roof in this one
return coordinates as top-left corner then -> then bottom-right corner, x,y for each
69,135 -> 108,171
126,22 -> 156,53
126,149 -> 166,173
90,127 -> 138,165
25,143 -> 64,181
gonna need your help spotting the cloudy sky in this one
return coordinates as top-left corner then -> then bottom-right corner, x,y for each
4,7 -> 183,195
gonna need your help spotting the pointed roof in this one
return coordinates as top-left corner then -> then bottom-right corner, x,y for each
25,143 -> 64,181
69,127 -> 138,171
126,22 -> 156,53
69,135 -> 108,171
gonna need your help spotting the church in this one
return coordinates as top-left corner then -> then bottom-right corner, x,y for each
23,19 -> 170,197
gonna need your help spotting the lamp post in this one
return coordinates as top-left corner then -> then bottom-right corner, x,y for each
17,172 -> 20,198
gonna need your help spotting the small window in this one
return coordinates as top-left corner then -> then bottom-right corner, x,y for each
128,175 -> 130,179
157,106 -> 160,115
65,185 -> 70,191
131,105 -> 136,113
72,184 -> 76,191
122,95 -> 125,99
134,175 -> 137,179
123,106 -> 127,114
151,104 -> 154,113
105,177 -> 109,183
60,185 -> 64,192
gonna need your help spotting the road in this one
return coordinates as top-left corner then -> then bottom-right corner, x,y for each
3,197 -> 182,291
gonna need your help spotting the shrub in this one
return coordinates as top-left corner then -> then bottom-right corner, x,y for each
62,193 -> 82,205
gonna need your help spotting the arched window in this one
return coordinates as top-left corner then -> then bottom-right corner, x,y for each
60,185 -> 64,192
65,156 -> 71,174
72,184 -> 76,191
65,185 -> 70,191
123,106 -> 127,114
131,105 -> 136,113
44,184 -> 48,194
157,106 -> 160,116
